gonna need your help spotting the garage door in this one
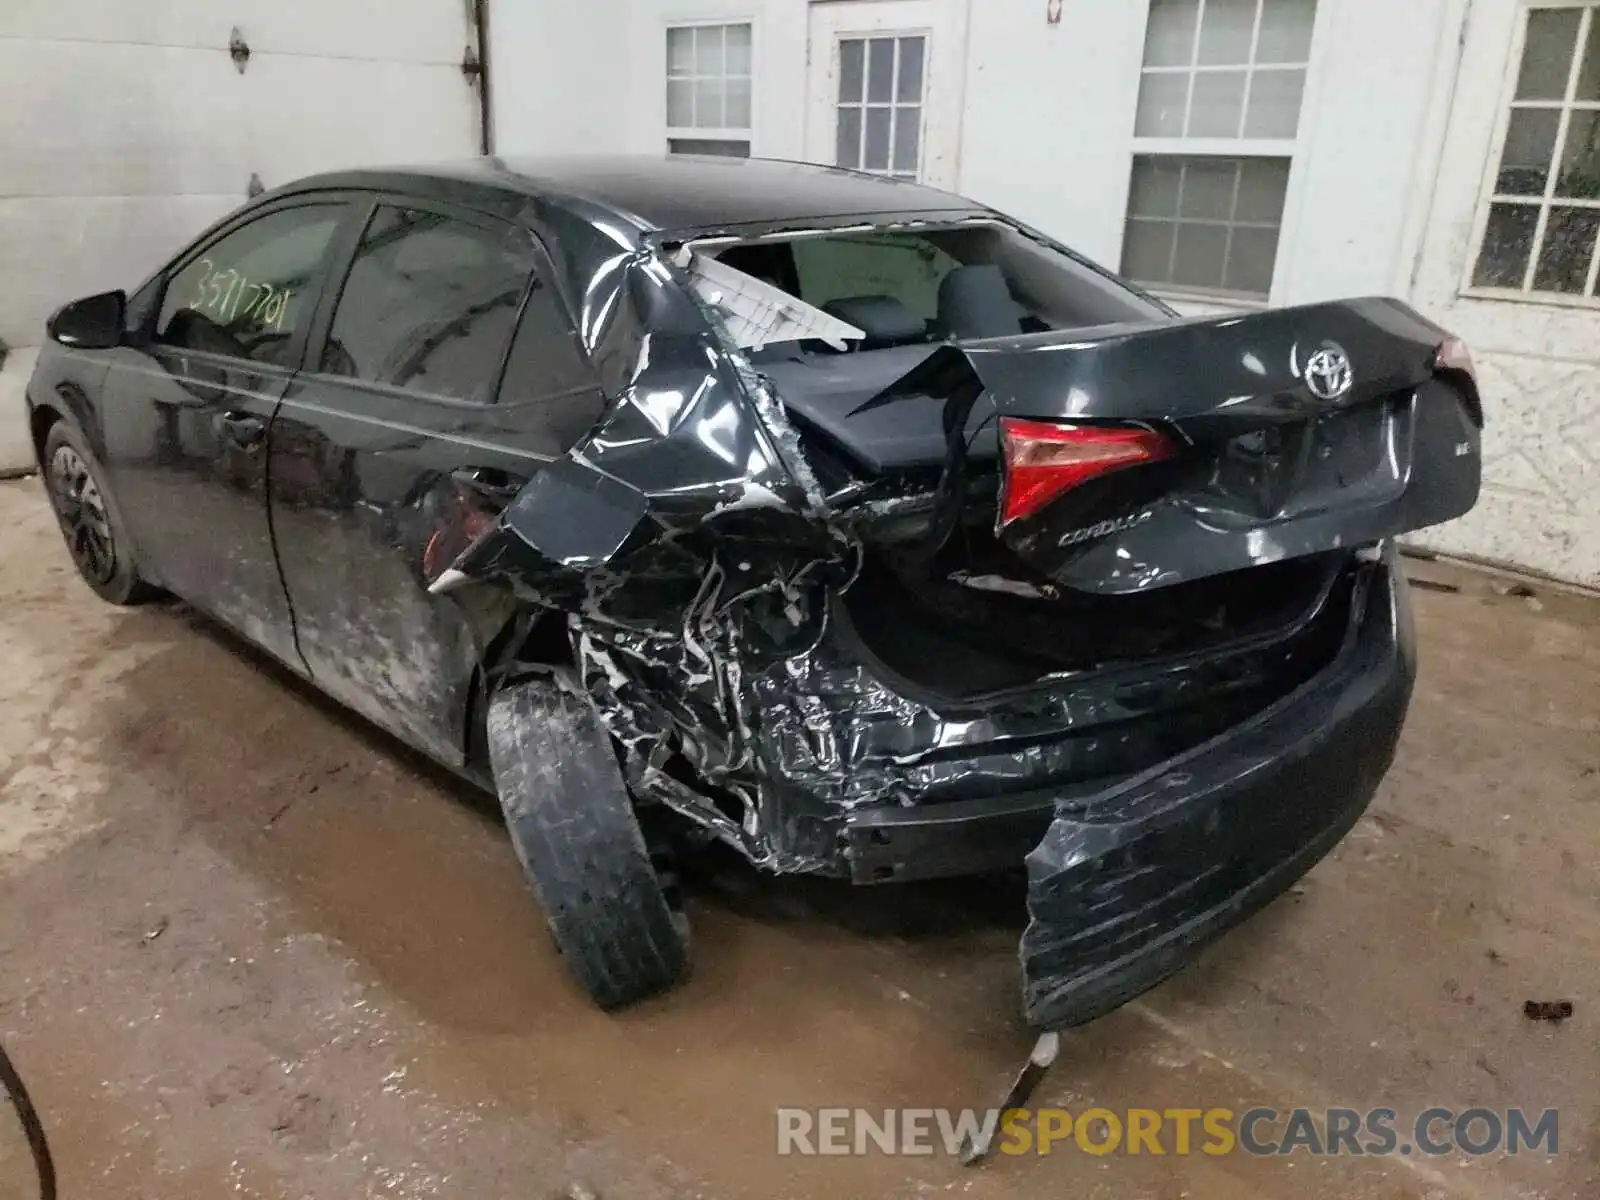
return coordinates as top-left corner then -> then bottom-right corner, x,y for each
0,2 -> 483,472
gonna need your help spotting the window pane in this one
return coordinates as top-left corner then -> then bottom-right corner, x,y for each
1496,108 -> 1560,195
898,37 -> 926,102
726,78 -> 752,129
1225,225 -> 1281,294
1579,11 -> 1600,101
1532,206 -> 1600,292
1180,158 -> 1238,219
693,78 -> 724,127
1556,109 -> 1600,198
667,27 -> 694,75
323,208 -> 534,403
1515,8 -> 1581,101
666,79 -> 692,127
840,38 -> 865,103
1172,223 -> 1229,288
669,137 -> 752,158
158,205 -> 342,362
1128,157 -> 1183,217
1135,71 -> 1189,136
1188,70 -> 1247,137
1244,67 -> 1305,138
867,38 -> 896,103
694,24 -> 724,74
893,107 -> 921,172
1257,0 -> 1317,63
1197,0 -> 1257,66
864,107 -> 892,170
725,23 -> 752,75
836,107 -> 862,168
1122,219 -> 1176,281
1235,157 -> 1291,221
1472,202 -> 1540,287
1144,0 -> 1200,67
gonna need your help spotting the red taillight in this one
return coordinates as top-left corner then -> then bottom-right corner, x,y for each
998,418 -> 1176,528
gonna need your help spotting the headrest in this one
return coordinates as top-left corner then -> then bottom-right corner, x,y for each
822,295 -> 928,348
937,264 -> 1025,339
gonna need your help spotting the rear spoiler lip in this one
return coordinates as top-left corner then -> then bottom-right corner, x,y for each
851,296 -> 1452,427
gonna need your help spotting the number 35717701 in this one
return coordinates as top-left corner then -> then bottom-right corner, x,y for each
189,259 -> 294,331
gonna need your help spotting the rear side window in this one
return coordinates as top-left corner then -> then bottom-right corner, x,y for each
497,279 -> 595,403
320,205 -> 535,403
157,204 -> 343,366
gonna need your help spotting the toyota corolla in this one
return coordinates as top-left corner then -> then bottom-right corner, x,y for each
27,156 -> 1481,1025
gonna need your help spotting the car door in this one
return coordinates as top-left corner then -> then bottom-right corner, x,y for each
268,196 -> 605,767
97,199 -> 352,667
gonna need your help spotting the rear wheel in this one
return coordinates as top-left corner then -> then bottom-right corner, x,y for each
486,678 -> 690,1010
41,422 -> 156,606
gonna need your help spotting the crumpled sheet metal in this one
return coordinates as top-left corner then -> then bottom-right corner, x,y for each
455,235 -> 1322,1025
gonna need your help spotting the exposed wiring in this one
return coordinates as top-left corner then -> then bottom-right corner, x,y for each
0,1039 -> 55,1200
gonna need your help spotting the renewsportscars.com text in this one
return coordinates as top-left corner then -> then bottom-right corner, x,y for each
775,1106 -> 1559,1158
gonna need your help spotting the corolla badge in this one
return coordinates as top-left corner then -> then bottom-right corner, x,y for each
1303,342 -> 1354,402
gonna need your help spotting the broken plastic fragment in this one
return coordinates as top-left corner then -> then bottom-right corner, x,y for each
678,251 -> 865,352
428,567 -> 470,596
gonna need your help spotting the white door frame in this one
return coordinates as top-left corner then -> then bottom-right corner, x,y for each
1404,0 -> 1600,585
804,0 -> 967,189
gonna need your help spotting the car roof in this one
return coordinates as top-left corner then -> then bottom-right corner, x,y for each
279,154 -> 986,238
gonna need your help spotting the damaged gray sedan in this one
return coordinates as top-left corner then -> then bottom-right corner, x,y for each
28,156 -> 1481,1026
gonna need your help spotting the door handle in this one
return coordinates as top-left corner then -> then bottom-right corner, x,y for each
220,411 -> 266,452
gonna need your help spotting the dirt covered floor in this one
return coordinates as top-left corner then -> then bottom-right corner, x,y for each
0,476 -> 1595,1199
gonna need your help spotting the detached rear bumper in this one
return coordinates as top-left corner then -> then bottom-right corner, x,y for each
1019,553 -> 1414,1028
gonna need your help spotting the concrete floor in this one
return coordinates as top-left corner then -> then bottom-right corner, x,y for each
0,476 -> 1595,1200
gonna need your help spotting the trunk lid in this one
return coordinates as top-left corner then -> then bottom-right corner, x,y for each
842,297 -> 1482,593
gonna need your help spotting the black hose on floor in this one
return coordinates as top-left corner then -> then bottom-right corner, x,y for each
0,1039 -> 55,1200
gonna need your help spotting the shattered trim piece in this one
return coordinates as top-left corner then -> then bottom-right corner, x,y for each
674,248 -> 864,351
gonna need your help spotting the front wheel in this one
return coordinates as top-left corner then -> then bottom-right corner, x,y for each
486,678 -> 690,1010
40,422 -> 157,606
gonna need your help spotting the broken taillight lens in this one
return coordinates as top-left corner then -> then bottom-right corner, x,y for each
998,418 -> 1177,528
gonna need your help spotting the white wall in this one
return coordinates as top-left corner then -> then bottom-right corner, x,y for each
957,0 -> 1146,268
491,0 -> 815,162
490,0 -> 632,156
0,0 -> 480,471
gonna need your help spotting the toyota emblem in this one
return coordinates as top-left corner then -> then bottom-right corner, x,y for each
1304,343 -> 1354,402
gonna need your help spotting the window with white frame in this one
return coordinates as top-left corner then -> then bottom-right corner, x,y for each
666,23 -> 753,158
1470,3 -> 1600,300
832,36 -> 927,179
1121,0 -> 1317,300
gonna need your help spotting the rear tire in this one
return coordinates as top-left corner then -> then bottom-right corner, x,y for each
41,421 -> 158,606
486,678 -> 690,1010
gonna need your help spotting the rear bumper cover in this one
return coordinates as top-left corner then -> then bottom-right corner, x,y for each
1017,553 -> 1414,1028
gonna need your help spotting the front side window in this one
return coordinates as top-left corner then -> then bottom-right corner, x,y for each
1121,0 -> 1317,300
1471,3 -> 1600,300
320,206 -> 535,403
156,204 -> 343,365
667,23 -> 753,157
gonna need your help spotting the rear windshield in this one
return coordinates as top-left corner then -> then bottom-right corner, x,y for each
706,221 -> 1166,348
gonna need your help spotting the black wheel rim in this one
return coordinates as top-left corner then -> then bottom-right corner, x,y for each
48,445 -> 116,586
